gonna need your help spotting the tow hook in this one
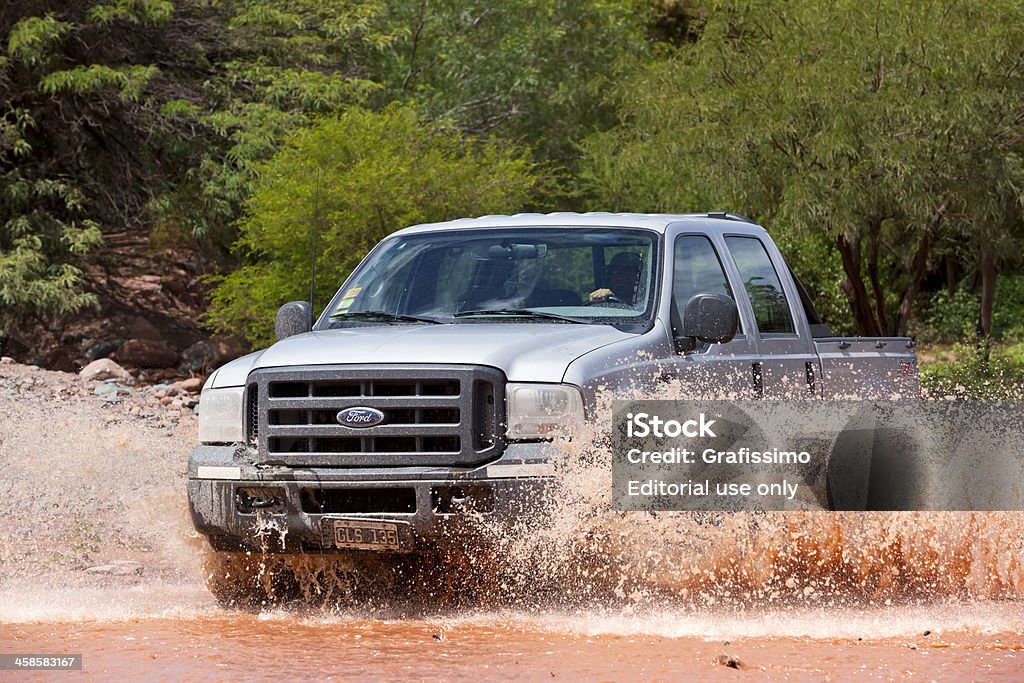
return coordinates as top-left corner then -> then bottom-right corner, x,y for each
236,487 -> 286,514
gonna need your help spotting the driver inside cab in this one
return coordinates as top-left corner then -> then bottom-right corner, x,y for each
589,251 -> 642,304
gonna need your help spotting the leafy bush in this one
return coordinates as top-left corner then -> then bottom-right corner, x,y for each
918,288 -> 982,342
918,274 -> 1024,343
993,275 -> 1024,341
0,170 -> 102,329
206,106 -> 542,346
920,343 -> 1024,399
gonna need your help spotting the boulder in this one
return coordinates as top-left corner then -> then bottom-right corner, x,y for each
79,358 -> 133,383
166,377 -> 204,396
123,316 -> 163,342
177,340 -> 220,374
117,339 -> 179,369
178,338 -> 244,374
84,339 -> 123,361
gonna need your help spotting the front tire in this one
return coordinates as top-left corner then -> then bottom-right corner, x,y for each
203,548 -> 299,609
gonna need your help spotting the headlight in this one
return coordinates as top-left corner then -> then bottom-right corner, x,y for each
506,383 -> 584,440
198,386 -> 244,443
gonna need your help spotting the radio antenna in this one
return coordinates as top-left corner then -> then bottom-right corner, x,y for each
310,167 -> 321,315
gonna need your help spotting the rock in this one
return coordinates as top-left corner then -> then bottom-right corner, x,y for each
80,358 -> 133,383
162,275 -> 189,296
94,383 -> 118,396
0,357 -> 14,364
117,339 -> 179,369
182,376 -> 204,392
84,339 -> 123,362
109,560 -> 144,575
177,339 -> 222,374
167,377 -> 204,396
85,561 -> 143,576
716,654 -> 742,670
124,316 -> 163,342
46,348 -> 76,372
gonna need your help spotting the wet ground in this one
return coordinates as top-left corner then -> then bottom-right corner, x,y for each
1,362 -> 1022,680
4,605 -> 1024,681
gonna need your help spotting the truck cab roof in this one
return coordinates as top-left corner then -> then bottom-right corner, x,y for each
393,212 -> 765,237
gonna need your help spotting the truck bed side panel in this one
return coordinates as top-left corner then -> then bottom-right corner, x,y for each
814,337 -> 920,399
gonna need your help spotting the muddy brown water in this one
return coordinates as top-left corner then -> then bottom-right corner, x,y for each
1,367 -> 1023,680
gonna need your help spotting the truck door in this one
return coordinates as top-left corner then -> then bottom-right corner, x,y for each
665,233 -> 761,397
722,235 -> 821,398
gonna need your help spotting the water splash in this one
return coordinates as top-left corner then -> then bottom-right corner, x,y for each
1,365 -> 1022,632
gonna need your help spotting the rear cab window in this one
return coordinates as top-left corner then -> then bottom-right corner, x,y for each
724,236 -> 796,335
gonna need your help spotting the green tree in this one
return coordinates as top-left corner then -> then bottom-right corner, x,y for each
1,1 -> 193,330
584,0 -> 1024,337
1,0 -> 394,334
206,106 -> 542,346
159,0 -> 392,242
374,0 -> 648,170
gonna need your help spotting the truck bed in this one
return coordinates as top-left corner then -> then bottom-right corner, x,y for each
814,337 -> 920,399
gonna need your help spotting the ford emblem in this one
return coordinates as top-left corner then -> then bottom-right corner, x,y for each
336,407 -> 385,428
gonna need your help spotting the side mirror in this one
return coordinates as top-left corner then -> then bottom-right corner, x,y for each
674,293 -> 738,351
275,301 -> 313,341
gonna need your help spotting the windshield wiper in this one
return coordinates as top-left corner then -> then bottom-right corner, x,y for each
330,310 -> 443,324
452,308 -> 587,324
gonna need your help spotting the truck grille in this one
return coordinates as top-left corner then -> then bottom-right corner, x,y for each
245,365 -> 505,467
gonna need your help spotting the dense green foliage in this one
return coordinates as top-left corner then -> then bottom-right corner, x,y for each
584,0 -> 1024,338
1,2 -> 187,329
158,0 -> 391,241
374,0 -> 647,165
205,106 -> 541,346
920,342 -> 1024,399
4,0 -> 1023,356
2,0 -> 647,338
918,275 -> 1024,343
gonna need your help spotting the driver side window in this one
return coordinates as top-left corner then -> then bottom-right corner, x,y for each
673,235 -> 740,335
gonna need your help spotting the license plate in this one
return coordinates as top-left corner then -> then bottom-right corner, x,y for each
330,519 -> 405,550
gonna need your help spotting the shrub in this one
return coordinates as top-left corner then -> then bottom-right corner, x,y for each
206,106 -> 542,346
920,342 -> 1024,399
918,274 -> 1024,344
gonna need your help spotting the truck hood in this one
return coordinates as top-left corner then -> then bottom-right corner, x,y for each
210,323 -> 633,387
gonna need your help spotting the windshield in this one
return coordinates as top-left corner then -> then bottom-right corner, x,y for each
321,227 -> 660,331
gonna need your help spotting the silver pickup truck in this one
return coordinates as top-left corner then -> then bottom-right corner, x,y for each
188,212 -> 919,559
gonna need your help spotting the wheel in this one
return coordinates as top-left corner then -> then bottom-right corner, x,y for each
203,548 -> 299,610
